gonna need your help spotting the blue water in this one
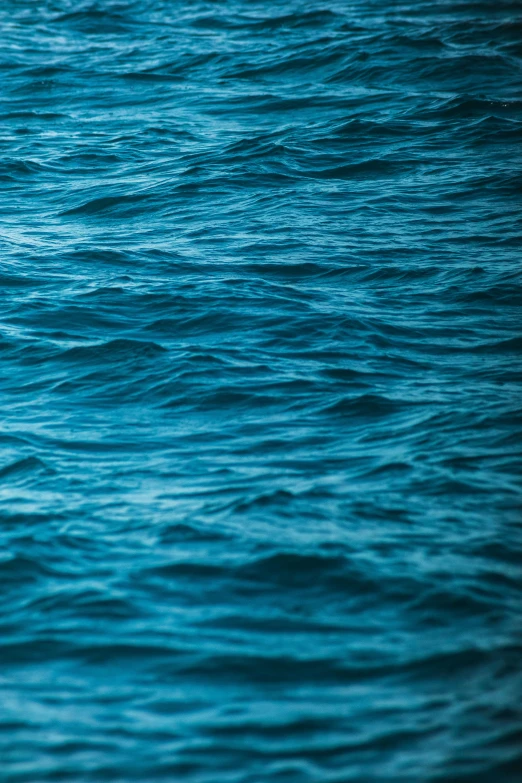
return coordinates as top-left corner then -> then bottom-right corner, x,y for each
1,1 -> 521,780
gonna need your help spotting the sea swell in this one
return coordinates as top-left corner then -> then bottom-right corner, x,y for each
1,1 -> 522,781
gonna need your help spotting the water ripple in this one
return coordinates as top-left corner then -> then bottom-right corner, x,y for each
1,1 -> 521,781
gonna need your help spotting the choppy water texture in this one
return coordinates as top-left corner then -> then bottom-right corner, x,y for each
1,1 -> 522,780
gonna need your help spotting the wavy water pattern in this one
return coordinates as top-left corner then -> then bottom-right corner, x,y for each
1,1 -> 521,781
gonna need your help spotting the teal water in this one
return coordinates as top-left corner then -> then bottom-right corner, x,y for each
1,2 -> 521,781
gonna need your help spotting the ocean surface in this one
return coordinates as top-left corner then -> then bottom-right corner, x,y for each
1,1 -> 521,781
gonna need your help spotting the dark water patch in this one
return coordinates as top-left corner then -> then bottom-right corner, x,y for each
0,455 -> 50,481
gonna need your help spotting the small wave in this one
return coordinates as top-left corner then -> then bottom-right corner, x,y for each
0,455 -> 49,481
61,193 -> 149,217
56,338 -> 166,363
323,394 -> 407,418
